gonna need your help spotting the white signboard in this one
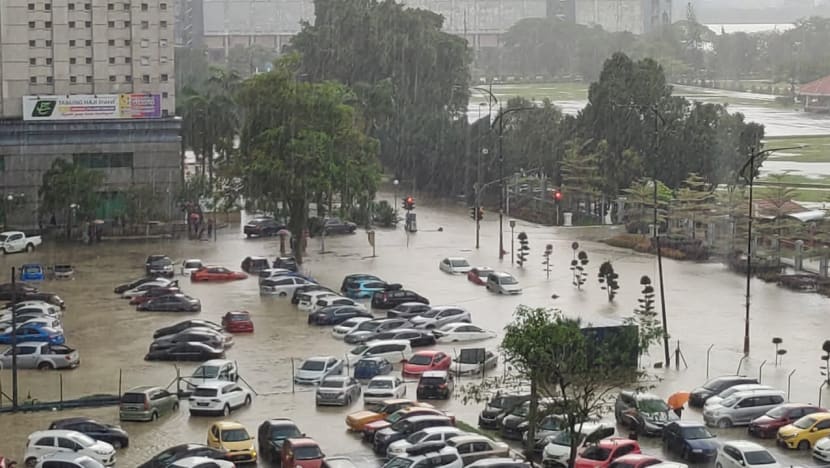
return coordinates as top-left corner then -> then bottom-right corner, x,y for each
22,94 -> 162,121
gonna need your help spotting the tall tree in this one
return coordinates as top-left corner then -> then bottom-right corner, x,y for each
39,159 -> 105,226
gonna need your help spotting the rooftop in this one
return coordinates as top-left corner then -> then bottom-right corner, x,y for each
799,75 -> 830,97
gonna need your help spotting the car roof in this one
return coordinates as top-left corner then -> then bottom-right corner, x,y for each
490,272 -> 513,277
306,356 -> 336,362
447,435 -> 491,445
125,385 -> 157,393
214,421 -> 246,430
597,437 -> 638,448
808,412 -> 830,420
265,418 -> 298,426
286,437 -> 318,447
466,458 -> 528,467
430,306 -> 464,312
614,455 -> 661,463
195,381 -> 234,389
358,357 -> 389,363
445,257 -> 468,261
414,350 -> 443,357
51,417 -> 95,425
366,339 -> 410,347
421,370 -> 449,378
723,440 -> 766,451
321,375 -> 349,383
31,429 -> 91,438
671,420 -> 706,428
730,389 -> 784,398
371,375 -> 397,382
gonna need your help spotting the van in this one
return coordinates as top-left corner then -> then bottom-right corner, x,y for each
347,339 -> 412,366
187,359 -> 239,390
485,272 -> 522,295
702,389 -> 786,428
119,386 -> 179,422
298,291 -> 338,311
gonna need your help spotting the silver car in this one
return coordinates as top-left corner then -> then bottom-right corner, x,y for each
703,389 -> 786,428
294,356 -> 344,384
409,306 -> 471,330
315,376 -> 361,406
150,328 -> 231,351
0,342 -> 79,370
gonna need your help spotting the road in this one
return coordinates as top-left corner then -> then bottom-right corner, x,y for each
1,195 -> 829,467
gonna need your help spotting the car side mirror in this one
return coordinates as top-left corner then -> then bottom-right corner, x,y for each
740,460 -> 745,466
811,427 -> 818,432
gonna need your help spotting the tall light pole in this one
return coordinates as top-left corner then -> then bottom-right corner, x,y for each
739,144 -> 805,355
393,179 -> 400,215
475,149 -> 487,249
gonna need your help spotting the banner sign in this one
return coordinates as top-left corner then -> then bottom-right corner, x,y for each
23,94 -> 162,121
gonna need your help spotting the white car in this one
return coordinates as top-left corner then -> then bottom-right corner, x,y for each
386,426 -> 468,458
188,381 -> 252,416
542,422 -> 615,467
35,453 -> 105,468
260,276 -> 316,297
170,457 -> 235,468
121,279 -> 173,298
486,272 -> 522,295
346,340 -> 412,366
298,290 -> 338,311
294,356 -> 344,384
382,443 -> 462,468
0,316 -> 63,334
0,301 -> 62,319
434,323 -> 497,343
258,268 -> 296,282
450,350 -> 498,376
439,257 -> 472,274
364,376 -> 407,404
187,359 -> 239,390
332,317 -> 372,340
180,259 -> 204,276
716,441 -> 781,468
312,295 -> 366,313
25,430 -> 116,467
409,306 -> 471,330
814,435 -> 830,463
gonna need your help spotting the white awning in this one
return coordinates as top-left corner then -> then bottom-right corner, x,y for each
786,210 -> 826,222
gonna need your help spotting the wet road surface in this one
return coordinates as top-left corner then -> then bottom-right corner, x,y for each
1,196 -> 829,467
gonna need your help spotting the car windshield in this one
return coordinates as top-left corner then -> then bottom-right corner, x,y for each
384,458 -> 414,468
580,446 -> 611,461
358,322 -> 382,331
765,406 -> 789,418
743,450 -> 776,465
69,433 -> 96,446
409,355 -> 432,365
358,360 -> 379,369
193,366 -> 220,378
301,360 -> 326,371
541,417 -> 562,431
193,388 -> 218,397
794,416 -> 817,429
418,310 -> 438,318
350,346 -> 369,355
121,393 -> 146,404
387,411 -> 409,423
370,380 -> 393,389
271,426 -> 302,440
420,377 -> 447,386
451,260 -> 469,267
638,398 -> 668,413
477,270 -> 492,277
512,404 -> 530,417
320,380 -> 344,389
499,276 -> 518,285
184,261 -> 201,268
294,445 -> 323,460
221,429 -> 250,442
552,431 -> 576,447
681,426 -> 714,439
720,396 -> 739,408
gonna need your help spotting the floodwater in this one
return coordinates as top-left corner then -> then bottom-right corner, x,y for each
1,196 -> 829,466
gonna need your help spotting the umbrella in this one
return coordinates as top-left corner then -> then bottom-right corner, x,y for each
667,391 -> 690,410
277,229 -> 291,238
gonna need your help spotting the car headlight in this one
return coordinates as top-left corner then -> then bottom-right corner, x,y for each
780,433 -> 796,439
95,448 -> 111,455
692,449 -> 703,453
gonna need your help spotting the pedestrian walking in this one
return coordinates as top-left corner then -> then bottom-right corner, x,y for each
207,219 -> 213,238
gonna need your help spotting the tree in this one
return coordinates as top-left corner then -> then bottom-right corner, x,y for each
570,249 -> 589,290
669,173 -> 716,239
623,178 -> 672,234
39,159 -> 104,231
123,184 -> 164,225
597,261 -> 620,301
626,275 -> 664,360
517,232 -> 529,267
561,140 -> 606,221
753,173 -> 804,267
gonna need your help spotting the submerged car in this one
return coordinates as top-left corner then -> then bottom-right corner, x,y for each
467,267 -> 494,286
137,444 -> 228,468
154,320 -> 224,338
181,259 -> 204,276
316,376 -> 362,406
145,255 -> 175,278
364,376 -> 407,404
206,421 -> 257,464
244,217 -> 286,238
294,356 -> 344,385
241,256 -> 271,274
137,294 -> 201,312
354,357 -> 394,381
222,310 -> 254,333
372,290 -> 429,309
144,342 -> 225,361
191,267 -> 247,282
439,257 -> 472,274
614,391 -> 678,436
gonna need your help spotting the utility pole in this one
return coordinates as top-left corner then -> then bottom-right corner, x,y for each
11,267 -> 19,411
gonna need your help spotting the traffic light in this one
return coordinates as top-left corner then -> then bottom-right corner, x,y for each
402,196 -> 415,211
477,207 -> 484,220
469,206 -> 477,220
517,232 -> 529,267
554,190 -> 563,202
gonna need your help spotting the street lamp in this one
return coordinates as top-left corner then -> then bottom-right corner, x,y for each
475,149 -> 487,249
393,179 -> 400,215
509,219 -> 516,264
739,144 -> 807,355
68,203 -> 80,239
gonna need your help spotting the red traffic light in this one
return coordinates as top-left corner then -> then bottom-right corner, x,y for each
554,190 -> 562,201
406,196 -> 414,204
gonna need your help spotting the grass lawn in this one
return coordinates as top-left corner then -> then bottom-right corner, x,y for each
762,135 -> 830,162
470,82 -> 589,104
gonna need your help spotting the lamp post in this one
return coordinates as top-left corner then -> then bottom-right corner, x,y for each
738,144 -> 806,355
509,219 -> 516,264
393,179 -> 400,215
68,203 -> 80,239
475,149 -> 487,249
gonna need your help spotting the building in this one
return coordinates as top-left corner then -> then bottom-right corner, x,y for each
0,0 -> 181,229
571,0 -> 672,34
797,75 -> 830,113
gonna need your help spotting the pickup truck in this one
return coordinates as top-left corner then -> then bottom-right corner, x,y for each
0,231 -> 42,254
0,341 -> 80,370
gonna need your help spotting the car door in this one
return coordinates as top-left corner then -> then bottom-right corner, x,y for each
813,418 -> 830,441
208,424 -> 221,447
230,384 -> 248,408
722,446 -> 743,468
30,435 -> 56,458
56,435 -> 83,456
349,378 -> 360,399
15,344 -> 39,368
153,389 -> 174,413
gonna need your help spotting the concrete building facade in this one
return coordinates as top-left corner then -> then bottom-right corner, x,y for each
572,0 -> 672,34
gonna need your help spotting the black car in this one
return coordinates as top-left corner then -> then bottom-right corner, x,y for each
292,284 -> 336,305
373,328 -> 436,348
0,282 -> 38,301
322,217 -> 357,235
145,255 -> 175,278
308,305 -> 373,325
114,276 -> 156,294
341,274 -> 382,293
20,292 -> 66,309
478,393 -> 530,429
661,421 -> 719,462
49,417 -> 130,448
523,414 -> 566,453
244,217 -> 286,238
153,320 -> 224,338
273,256 -> 298,272
387,302 -> 432,319
614,391 -> 677,436
137,443 -> 228,468
137,294 -> 201,312
144,342 -> 225,361
257,418 -> 304,463
150,329 -> 226,351
500,401 -> 531,440
371,289 -> 429,309
241,256 -> 271,274
416,371 -> 454,400
373,415 -> 454,454
688,375 -> 759,407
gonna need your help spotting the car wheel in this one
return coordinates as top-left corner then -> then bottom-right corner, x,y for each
798,440 -> 811,450
244,395 -> 252,406
279,292 -> 287,297
0,248 -> 6,255
172,402 -> 179,411
151,411 -> 159,421
37,361 -> 54,370
716,418 -> 731,429
25,458 -> 37,468
223,404 -> 231,416
681,447 -> 689,460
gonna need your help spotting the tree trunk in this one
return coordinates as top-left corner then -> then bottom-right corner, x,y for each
287,198 -> 308,265
526,375 -> 538,456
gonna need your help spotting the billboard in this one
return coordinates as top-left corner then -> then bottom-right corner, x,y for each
22,94 -> 162,121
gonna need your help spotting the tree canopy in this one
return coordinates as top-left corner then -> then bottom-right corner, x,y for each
38,159 -> 104,221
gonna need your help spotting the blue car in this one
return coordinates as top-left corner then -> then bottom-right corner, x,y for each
19,264 -> 45,281
353,357 -> 393,380
0,325 -> 64,345
345,279 -> 400,299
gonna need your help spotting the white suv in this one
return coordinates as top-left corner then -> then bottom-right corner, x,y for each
188,382 -> 253,416
298,291 -> 338,311
25,430 -> 116,467
35,453 -> 105,468
409,306 -> 470,330
383,442 -> 463,468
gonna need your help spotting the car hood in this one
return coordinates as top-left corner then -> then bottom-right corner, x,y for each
502,415 -> 526,428
691,386 -> 710,396
752,415 -> 780,426
777,424 -> 801,438
348,410 -> 381,423
365,419 -> 392,431
686,437 -> 719,451
544,442 -> 569,458
642,411 -> 676,424
403,363 -> 432,373
295,369 -> 325,380
481,406 -> 503,418
221,440 -> 255,452
92,440 -> 115,453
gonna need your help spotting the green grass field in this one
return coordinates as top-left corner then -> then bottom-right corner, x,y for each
763,135 -> 830,162
470,82 -> 589,104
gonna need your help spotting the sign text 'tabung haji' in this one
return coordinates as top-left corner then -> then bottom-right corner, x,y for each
22,94 -> 162,121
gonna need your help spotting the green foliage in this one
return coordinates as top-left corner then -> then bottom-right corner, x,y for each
123,185 -> 164,223
623,178 -> 672,234
753,173 -> 805,265
597,261 -> 620,301
372,200 -> 397,227
570,250 -> 589,290
669,173 -> 717,239
516,232 -> 529,267
626,275 -> 664,357
38,159 -> 104,220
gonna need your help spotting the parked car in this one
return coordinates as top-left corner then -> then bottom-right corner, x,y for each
715,441 -> 780,468
409,306 -> 470,330
606,454 -> 663,468
154,320 -> 224,338
259,268 -> 299,282
273,256 -> 299,272
0,315 -> 62,333
383,443 -> 461,468
403,350 -> 452,378
478,393 -> 529,430
467,267 -> 494,286
181,259 -> 204,276
144,342 -> 225,361
345,318 -> 413,344
0,230 -> 42,254
244,217 -> 286,237
354,357 -> 394,381
114,276 -> 159,294
705,384 -> 774,408
18,292 -> 65,309
258,418 -> 303,463
119,386 -> 179,422
416,371 -> 454,400
48,418 -> 129,449
439,257 -> 472,274
261,276 -> 316,296
241,256 -> 270,274
316,375 -> 362,406
373,329 -> 437,348
614,391 -> 678,436
386,427 -> 468,459
541,422 -> 616,468
149,328 -> 230,351
485,272 -> 522,295
0,341 -> 79,370
312,295 -> 366,313
347,340 -> 412,366
345,279 -> 400,299
361,407 -> 451,443
1,300 -> 61,318
281,438 -> 324,468
222,310 -> 254,333
573,438 -> 641,468
24,430 -> 116,467
145,255 -> 175,278
34,453 -> 105,468
294,356 -> 344,385
129,286 -> 182,305
293,284 -> 336,305
19,263 -> 45,281
187,359 -> 239,390
523,414 -> 567,454
373,415 -> 455,454
169,457 -> 235,468
748,403 -> 826,438
322,217 -> 357,235
387,302 -> 433,319
137,294 -> 201,312
309,305 -> 373,325
434,324 -> 498,344
814,436 -> 830,463
372,289 -> 429,309
500,402 -> 532,440
332,317 -> 373,340
191,266 -> 247,282
661,421 -> 718,462
446,435 -> 510,465
49,264 -> 74,280
121,279 -> 175,298
364,375 -> 407,404
206,421 -> 257,464
776,411 -> 830,450
189,382 -> 253,416
689,376 -> 759,408
0,325 -> 63,345
345,399 -> 428,431
702,389 -> 786,428
298,291 -> 339,311
0,281 -> 38,301
341,274 -> 383,293
137,444 -> 228,468
467,458 -> 531,468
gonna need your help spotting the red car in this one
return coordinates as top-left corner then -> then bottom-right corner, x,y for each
748,403 -> 828,438
467,267 -> 493,286
575,438 -> 641,468
222,310 -> 254,333
281,438 -> 324,468
191,266 -> 248,282
402,350 -> 451,378
129,286 -> 181,305
608,454 -> 662,468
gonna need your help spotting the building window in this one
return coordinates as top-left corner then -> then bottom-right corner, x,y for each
141,21 -> 149,29
160,2 -> 167,9
68,21 -> 76,28
45,21 -> 52,28
160,20 -> 167,28
108,20 -> 115,27
29,40 -> 36,47
162,91 -> 168,98
123,3 -> 129,10
107,39 -> 114,46
108,2 -> 113,9
44,3 -> 51,9
70,76 -> 77,83
162,109 -> 169,117
30,58 -> 37,65
29,76 -> 37,84
139,39 -> 147,47
28,21 -> 36,28
46,76 -> 53,83
28,3 -> 35,10
45,57 -> 52,65
109,75 -> 116,82
84,21 -> 91,27
46,40 -> 52,46
160,39 -> 168,48
142,74 -> 150,83
141,2 -> 148,10
125,75 -> 132,82
68,2 -> 75,9
85,57 -> 92,64
70,40 -> 77,47
125,39 -> 132,46
70,57 -> 76,64
161,73 -> 168,82
85,39 -> 91,46
108,57 -> 115,64
125,57 -> 131,63
84,3 -> 91,9
124,20 -> 131,27
86,75 -> 92,83
73,152 -> 134,169
140,56 -> 149,65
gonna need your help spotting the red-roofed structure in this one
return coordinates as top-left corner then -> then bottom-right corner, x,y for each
797,75 -> 830,112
